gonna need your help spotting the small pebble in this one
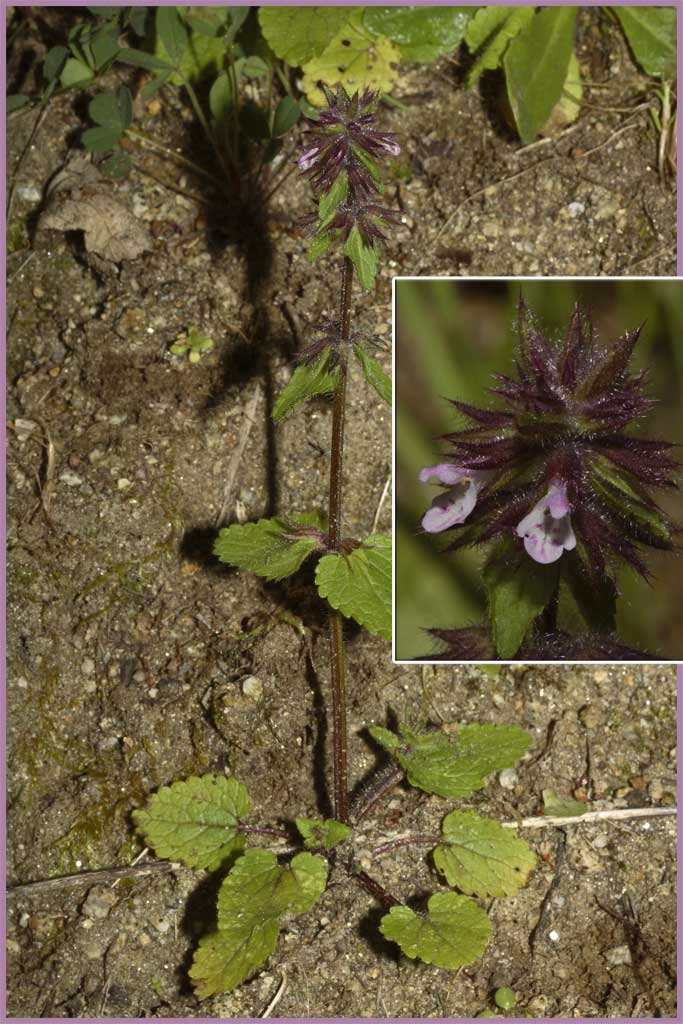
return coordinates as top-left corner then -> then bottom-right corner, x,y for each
498,768 -> 517,790
81,658 -> 95,675
242,675 -> 263,700
567,201 -> 585,218
81,887 -> 117,921
117,478 -> 132,491
14,418 -> 37,442
59,470 -> 83,487
606,944 -> 632,966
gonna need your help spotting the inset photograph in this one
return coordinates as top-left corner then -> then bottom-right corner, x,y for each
394,279 -> 682,662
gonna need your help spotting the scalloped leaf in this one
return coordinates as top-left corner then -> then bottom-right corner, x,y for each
133,774 -> 249,870
259,6 -> 351,67
380,892 -> 491,968
354,344 -> 391,405
315,533 -> 391,639
435,810 -> 536,897
274,350 -> 339,421
190,849 -> 328,997
295,817 -> 353,850
300,10 -> 400,106
374,723 -> 531,799
214,513 -> 323,582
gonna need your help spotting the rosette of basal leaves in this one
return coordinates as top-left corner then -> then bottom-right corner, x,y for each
369,722 -> 530,799
190,849 -> 327,997
133,774 -> 249,871
418,300 -> 678,651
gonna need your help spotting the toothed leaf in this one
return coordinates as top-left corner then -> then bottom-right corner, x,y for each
435,810 -> 536,897
214,513 -> 324,581
380,892 -> 491,968
189,849 -> 327,997
133,774 -> 249,870
316,533 -> 391,639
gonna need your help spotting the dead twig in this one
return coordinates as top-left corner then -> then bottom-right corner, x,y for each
6,859 -> 182,898
214,381 -> 262,528
576,119 -> 641,159
261,971 -> 287,1018
371,472 -> 391,533
503,806 -> 676,830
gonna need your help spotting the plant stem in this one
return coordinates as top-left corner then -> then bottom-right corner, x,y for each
328,257 -> 354,824
354,870 -> 401,910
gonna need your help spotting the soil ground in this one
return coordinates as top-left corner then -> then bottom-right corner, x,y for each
5,9 -> 677,1018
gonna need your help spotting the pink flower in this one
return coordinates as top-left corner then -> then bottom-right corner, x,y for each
298,144 -> 321,171
516,481 -> 576,564
418,464 -> 490,533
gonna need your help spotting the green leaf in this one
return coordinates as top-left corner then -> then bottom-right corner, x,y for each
258,6 -> 352,66
615,7 -> 676,79
214,513 -> 323,582
100,150 -> 133,178
364,6 -> 474,62
209,70 -> 235,121
380,892 -> 491,969
300,10 -> 401,106
60,58 -> 94,87
81,125 -> 123,152
273,350 -> 339,421
318,172 -> 349,231
464,7 -> 535,87
91,26 -> 120,69
368,724 -> 401,755
7,95 -> 30,113
562,547 -> 617,633
376,723 -> 531,800
156,6 -> 189,67
503,7 -> 578,144
542,789 -> 586,817
315,533 -> 391,639
242,55 -> 269,78
354,344 -> 391,404
435,810 -> 536,897
141,73 -> 172,101
308,232 -> 334,262
272,95 -> 301,137
287,851 -> 329,912
117,46 -> 173,71
43,45 -> 69,82
133,774 -> 249,871
189,849 -> 327,997
295,817 -> 352,850
89,87 -> 132,132
483,542 -> 559,659
344,224 -> 379,292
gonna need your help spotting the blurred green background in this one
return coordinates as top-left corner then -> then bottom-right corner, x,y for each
395,279 -> 683,661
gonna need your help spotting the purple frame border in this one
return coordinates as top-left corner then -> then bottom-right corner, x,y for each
2,0 -> 681,1020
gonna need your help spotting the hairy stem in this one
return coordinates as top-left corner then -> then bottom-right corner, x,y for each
350,762 -> 405,824
354,870 -> 401,910
328,257 -> 354,824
